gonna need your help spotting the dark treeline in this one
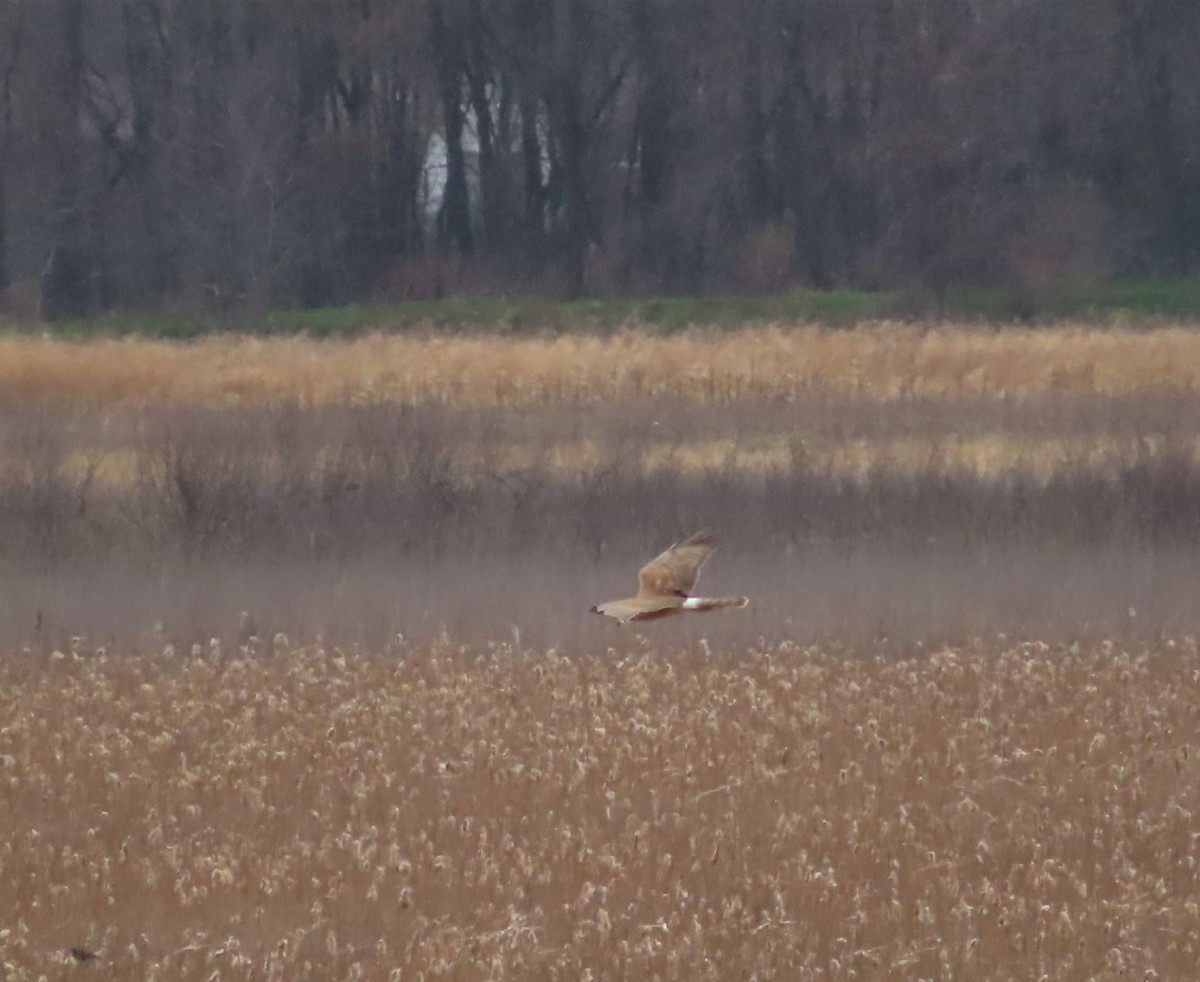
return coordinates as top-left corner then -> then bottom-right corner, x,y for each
0,0 -> 1198,319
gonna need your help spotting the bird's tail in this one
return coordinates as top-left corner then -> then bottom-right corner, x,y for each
682,596 -> 749,612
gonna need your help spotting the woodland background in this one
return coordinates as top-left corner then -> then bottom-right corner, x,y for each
1,0 -> 1198,319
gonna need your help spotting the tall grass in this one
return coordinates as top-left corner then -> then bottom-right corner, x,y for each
3,324 -> 1200,409
0,398 -> 1198,647
2,400 -> 1200,565
2,324 -> 1200,643
3,323 -> 1200,976
2,639 -> 1197,978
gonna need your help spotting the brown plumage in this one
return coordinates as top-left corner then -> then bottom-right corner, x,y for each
590,531 -> 749,624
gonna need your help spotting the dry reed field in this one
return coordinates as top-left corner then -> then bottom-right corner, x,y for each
4,322 -> 1200,409
3,321 -> 1200,641
3,322 -> 1200,978
2,639 -> 1198,979
3,323 -> 1200,577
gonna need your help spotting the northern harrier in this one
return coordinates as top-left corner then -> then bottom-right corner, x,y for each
590,531 -> 749,624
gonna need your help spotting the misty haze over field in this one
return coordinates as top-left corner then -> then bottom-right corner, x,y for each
3,327 -> 1200,650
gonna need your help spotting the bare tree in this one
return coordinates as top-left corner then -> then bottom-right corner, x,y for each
0,0 -> 1190,315
0,0 -> 27,296
119,0 -> 175,306
40,0 -> 95,320
428,0 -> 473,255
1111,0 -> 1200,274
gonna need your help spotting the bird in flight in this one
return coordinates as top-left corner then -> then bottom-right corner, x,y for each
591,531 -> 749,624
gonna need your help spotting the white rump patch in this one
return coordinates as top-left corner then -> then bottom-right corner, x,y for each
682,598 -> 704,610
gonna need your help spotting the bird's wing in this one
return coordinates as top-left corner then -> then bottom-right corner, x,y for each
637,531 -> 717,598
592,597 -> 664,624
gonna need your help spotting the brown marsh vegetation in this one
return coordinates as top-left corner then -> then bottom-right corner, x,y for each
3,323 -> 1200,977
3,324 -> 1200,644
4,324 -> 1200,408
2,638 -> 1199,978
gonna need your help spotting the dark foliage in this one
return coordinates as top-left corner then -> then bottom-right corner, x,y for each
0,0 -> 1197,318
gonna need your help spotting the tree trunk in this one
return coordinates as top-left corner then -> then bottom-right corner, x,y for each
429,0 -> 473,254
773,20 -> 833,288
0,142 -> 7,296
547,0 -> 592,297
0,87 -> 10,295
41,0 -> 95,320
739,7 -> 772,223
122,0 -> 174,306
511,0 -> 546,258
1119,0 -> 1195,274
465,0 -> 505,249
631,0 -> 672,208
0,2 -> 25,295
